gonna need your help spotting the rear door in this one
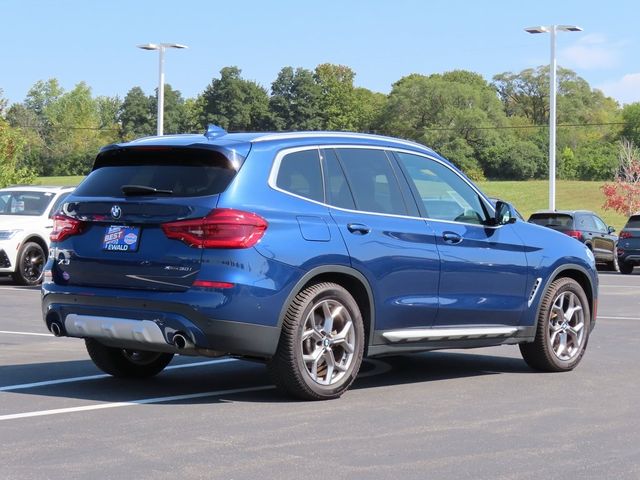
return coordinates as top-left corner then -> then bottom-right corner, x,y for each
53,147 -> 238,291
323,147 -> 441,331
591,214 -> 616,261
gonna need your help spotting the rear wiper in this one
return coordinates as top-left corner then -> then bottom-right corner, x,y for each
121,185 -> 173,196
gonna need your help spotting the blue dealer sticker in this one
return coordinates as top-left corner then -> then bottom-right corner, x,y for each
102,225 -> 140,252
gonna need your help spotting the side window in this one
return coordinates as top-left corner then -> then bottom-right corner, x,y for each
276,149 -> 324,202
577,215 -> 596,231
321,149 -> 356,210
592,215 -> 608,233
396,152 -> 488,225
335,148 -> 407,215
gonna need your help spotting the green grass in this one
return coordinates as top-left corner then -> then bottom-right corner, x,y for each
478,180 -> 627,231
34,176 -> 627,231
33,175 -> 84,186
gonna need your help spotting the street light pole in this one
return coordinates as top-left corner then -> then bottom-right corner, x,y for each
525,25 -> 582,211
137,43 -> 188,136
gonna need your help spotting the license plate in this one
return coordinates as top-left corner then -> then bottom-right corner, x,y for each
102,225 -> 140,252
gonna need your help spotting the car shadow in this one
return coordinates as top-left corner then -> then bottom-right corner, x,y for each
0,351 -> 535,406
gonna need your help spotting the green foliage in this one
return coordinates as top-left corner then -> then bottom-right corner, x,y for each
120,86 -> 155,139
0,118 -> 36,187
270,67 -> 323,131
621,103 -> 640,146
313,64 -> 358,130
200,66 -> 271,131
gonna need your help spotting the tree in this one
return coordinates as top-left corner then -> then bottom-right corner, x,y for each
148,84 -> 187,135
352,87 -> 386,133
0,118 -> 36,187
602,139 -> 640,216
379,71 -> 514,177
313,64 -> 358,130
120,87 -> 154,139
621,103 -> 640,147
200,66 -> 270,131
44,82 -> 107,175
269,67 -> 323,131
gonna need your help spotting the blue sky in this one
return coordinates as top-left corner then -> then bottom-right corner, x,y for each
2,0 -> 639,106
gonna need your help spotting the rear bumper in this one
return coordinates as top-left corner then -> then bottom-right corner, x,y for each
42,292 -> 280,359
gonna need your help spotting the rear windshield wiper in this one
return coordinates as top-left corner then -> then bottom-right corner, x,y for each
121,184 -> 173,196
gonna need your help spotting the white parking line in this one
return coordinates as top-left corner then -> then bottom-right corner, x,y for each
598,315 -> 640,321
0,385 -> 274,421
600,285 -> 640,288
0,358 -> 238,392
0,330 -> 52,337
0,287 -> 40,292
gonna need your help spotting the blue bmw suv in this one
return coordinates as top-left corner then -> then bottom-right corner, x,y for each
42,128 -> 598,400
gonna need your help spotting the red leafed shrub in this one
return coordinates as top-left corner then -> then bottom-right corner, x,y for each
602,140 -> 640,216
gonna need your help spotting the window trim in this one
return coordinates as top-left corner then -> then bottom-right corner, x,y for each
268,145 -> 500,229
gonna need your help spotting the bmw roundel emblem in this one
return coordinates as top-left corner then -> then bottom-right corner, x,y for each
111,205 -> 122,219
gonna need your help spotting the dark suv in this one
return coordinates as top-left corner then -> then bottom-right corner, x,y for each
617,214 -> 640,274
528,210 -> 618,271
42,128 -> 598,400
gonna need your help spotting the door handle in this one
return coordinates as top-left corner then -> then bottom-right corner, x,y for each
442,232 -> 463,244
347,223 -> 371,235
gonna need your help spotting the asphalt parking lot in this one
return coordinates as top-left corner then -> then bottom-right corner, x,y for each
1,272 -> 639,480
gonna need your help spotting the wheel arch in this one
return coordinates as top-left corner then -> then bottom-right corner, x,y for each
278,265 -> 375,354
20,235 -> 49,260
537,264 -> 596,326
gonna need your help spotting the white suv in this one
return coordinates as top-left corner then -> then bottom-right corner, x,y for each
0,186 -> 75,285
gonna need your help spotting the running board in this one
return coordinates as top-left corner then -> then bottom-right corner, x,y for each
382,326 -> 518,343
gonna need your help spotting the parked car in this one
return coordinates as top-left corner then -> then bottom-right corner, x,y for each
617,213 -> 640,274
528,210 -> 618,272
0,186 -> 74,285
42,128 -> 598,400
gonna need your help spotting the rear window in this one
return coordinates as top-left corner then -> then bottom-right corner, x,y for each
74,148 -> 237,198
624,215 -> 640,229
529,213 -> 574,228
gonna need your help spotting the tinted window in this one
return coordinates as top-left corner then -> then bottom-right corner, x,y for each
625,215 -> 640,228
396,152 -> 487,224
592,215 -> 608,233
575,215 -> 597,231
321,149 -> 355,209
75,148 -> 236,198
276,149 -> 324,202
529,213 -> 574,228
335,148 -> 407,215
0,191 -> 55,216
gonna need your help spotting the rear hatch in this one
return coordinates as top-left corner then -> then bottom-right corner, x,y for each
52,146 -> 243,291
620,215 -> 640,247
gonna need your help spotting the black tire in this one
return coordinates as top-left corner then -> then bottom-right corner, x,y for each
619,260 -> 634,275
606,250 -> 620,272
268,282 -> 365,400
85,338 -> 173,378
520,277 -> 590,372
12,241 -> 46,286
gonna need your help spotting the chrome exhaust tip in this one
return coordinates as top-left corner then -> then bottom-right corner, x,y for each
50,321 -> 63,337
173,332 -> 193,350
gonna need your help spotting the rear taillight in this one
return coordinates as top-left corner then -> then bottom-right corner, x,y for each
50,214 -> 85,242
566,230 -> 583,241
620,231 -> 632,239
161,209 -> 268,249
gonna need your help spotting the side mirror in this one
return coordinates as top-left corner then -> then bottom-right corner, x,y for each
494,201 -> 517,225
608,226 -> 616,234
